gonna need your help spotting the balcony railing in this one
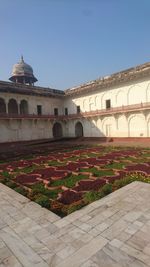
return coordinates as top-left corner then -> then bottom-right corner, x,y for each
0,114 -> 58,119
0,102 -> 150,120
66,102 -> 150,119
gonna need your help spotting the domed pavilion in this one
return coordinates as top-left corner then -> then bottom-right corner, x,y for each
9,56 -> 38,85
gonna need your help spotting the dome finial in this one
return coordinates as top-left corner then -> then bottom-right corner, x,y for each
21,55 -> 24,63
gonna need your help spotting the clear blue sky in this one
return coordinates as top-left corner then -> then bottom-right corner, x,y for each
0,0 -> 150,89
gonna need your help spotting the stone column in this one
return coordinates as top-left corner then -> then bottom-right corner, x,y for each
5,100 -> 9,114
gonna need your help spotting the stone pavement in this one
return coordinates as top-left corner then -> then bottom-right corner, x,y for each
0,182 -> 150,267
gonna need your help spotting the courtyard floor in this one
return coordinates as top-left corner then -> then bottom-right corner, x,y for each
0,181 -> 150,266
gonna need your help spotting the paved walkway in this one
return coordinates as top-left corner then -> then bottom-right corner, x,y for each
0,182 -> 150,267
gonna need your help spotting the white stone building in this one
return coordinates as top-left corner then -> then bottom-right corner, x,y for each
0,57 -> 150,143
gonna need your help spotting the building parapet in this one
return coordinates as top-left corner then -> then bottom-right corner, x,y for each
0,80 -> 65,98
65,62 -> 150,96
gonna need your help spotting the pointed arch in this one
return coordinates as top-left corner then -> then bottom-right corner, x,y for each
20,100 -> 28,114
75,121 -> 84,137
52,122 -> 63,138
0,98 -> 6,114
8,99 -> 18,114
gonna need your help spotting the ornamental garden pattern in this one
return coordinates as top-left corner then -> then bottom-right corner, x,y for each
0,145 -> 150,216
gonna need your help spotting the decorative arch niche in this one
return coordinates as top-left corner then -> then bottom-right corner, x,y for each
102,117 -> 116,137
127,85 -> 145,105
83,99 -> 88,111
116,90 -> 126,106
128,114 -> 146,137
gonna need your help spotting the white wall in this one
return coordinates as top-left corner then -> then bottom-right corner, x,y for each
0,92 -> 63,115
1,77 -> 150,142
0,91 -> 65,142
63,78 -> 150,139
64,79 -> 150,114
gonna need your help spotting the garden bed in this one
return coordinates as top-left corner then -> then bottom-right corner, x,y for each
0,145 -> 150,216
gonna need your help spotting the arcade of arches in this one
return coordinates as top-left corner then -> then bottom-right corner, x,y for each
0,98 -> 28,115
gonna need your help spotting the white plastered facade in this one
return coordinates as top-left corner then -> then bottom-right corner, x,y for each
0,72 -> 150,142
64,78 -> 150,138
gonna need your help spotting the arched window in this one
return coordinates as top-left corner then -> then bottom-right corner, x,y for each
0,98 -> 6,114
52,122 -> 63,138
8,99 -> 18,114
75,121 -> 84,137
20,100 -> 28,114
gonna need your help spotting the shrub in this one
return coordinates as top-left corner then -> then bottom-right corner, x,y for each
2,171 -> 12,179
5,181 -> 17,189
0,160 -> 6,164
51,174 -> 88,188
31,182 -> 45,191
106,162 -> 125,169
48,160 -> 65,166
0,177 -> 9,184
113,177 -> 133,189
84,191 -> 102,204
31,183 -> 61,199
21,166 -> 37,174
101,183 -> 112,195
67,201 -> 85,214
35,194 -> 50,208
113,173 -> 150,190
14,186 -> 28,196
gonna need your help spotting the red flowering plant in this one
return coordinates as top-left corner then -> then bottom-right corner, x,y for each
73,179 -> 106,192
31,167 -> 70,180
15,174 -> 41,185
125,163 -> 150,175
58,190 -> 83,205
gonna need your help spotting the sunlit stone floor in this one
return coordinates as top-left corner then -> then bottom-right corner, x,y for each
0,181 -> 150,267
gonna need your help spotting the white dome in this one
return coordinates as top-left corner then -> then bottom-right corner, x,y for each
9,56 -> 37,84
12,56 -> 33,76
